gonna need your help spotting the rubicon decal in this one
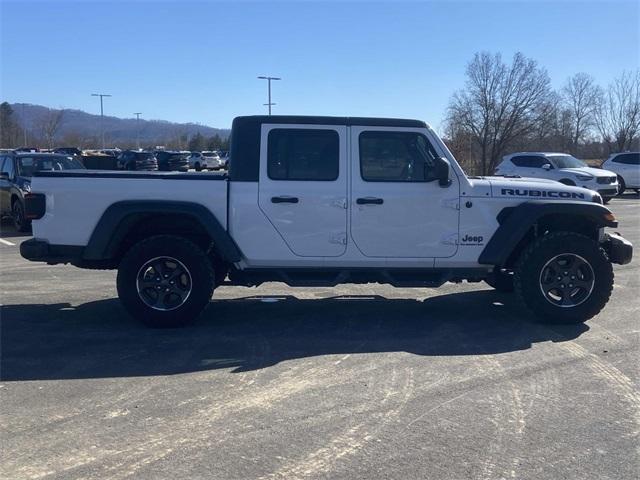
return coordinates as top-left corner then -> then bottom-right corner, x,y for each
501,188 -> 586,199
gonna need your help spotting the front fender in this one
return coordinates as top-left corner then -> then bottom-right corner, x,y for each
478,201 -> 617,266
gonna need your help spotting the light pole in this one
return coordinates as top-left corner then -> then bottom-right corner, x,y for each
257,76 -> 281,115
91,93 -> 112,148
134,112 -> 142,150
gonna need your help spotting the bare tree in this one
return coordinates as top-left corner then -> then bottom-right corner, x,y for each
594,70 -> 640,153
446,52 -> 552,175
561,73 -> 601,154
38,108 -> 65,149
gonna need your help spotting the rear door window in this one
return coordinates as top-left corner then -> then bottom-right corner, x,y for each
616,153 -> 640,165
511,155 -> 548,168
267,128 -> 339,181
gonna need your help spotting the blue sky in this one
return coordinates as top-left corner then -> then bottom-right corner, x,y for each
1,0 -> 638,130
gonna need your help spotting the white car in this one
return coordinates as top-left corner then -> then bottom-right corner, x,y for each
187,152 -> 222,171
495,152 -> 619,203
601,152 -> 640,195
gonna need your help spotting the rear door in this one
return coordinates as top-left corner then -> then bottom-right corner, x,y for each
620,153 -> 640,186
349,127 -> 460,258
258,124 -> 348,257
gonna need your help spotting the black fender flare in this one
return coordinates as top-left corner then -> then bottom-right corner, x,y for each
83,200 -> 242,263
478,201 -> 617,266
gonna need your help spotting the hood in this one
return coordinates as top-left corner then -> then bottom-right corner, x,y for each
486,176 -> 599,202
557,166 -> 615,178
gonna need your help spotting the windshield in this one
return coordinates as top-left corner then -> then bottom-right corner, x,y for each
548,155 -> 587,169
17,156 -> 84,176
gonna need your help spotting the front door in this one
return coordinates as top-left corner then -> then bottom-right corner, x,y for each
258,124 -> 348,257
350,127 -> 460,258
0,157 -> 12,215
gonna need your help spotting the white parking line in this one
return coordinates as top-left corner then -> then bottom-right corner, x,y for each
0,238 -> 16,246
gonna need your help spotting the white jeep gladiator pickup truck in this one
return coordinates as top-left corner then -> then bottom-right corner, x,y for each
21,115 -> 633,327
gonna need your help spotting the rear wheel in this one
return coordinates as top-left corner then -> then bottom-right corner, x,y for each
117,235 -> 215,327
514,232 -> 613,324
12,200 -> 30,232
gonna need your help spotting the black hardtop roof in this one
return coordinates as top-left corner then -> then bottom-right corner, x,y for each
233,115 -> 427,128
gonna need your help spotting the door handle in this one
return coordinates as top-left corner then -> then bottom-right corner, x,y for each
356,197 -> 384,205
271,196 -> 299,204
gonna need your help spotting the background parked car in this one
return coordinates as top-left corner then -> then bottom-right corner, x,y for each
81,153 -> 119,170
187,151 -> 221,171
117,151 -> 158,171
495,152 -> 619,203
0,152 -> 85,231
154,151 -> 189,172
217,150 -> 229,169
13,147 -> 40,153
203,151 -> 224,170
601,152 -> 640,196
53,147 -> 82,156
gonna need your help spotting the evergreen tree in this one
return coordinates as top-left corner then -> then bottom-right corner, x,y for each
0,102 -> 20,147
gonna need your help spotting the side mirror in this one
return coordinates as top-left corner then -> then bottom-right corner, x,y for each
0,172 -> 9,180
432,157 -> 452,187
542,163 -> 552,170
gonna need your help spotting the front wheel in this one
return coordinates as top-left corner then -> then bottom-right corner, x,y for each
514,232 -> 613,324
616,176 -> 626,196
12,200 -> 31,232
117,235 -> 215,327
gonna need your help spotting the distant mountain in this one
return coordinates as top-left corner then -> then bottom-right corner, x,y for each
9,103 -> 230,148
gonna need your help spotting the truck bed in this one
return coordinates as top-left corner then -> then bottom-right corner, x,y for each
33,169 -> 227,180
30,170 -> 229,247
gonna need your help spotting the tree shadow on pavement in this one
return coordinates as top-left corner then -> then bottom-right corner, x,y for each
0,290 -> 588,381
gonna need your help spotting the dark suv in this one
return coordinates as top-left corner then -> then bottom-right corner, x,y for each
53,147 -> 83,156
154,151 -> 189,172
0,152 -> 85,231
117,151 -> 158,171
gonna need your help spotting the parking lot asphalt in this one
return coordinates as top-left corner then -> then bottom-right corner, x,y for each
1,194 -> 639,480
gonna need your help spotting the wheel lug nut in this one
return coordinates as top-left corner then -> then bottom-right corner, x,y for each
569,283 -> 574,288
557,276 -> 562,281
563,271 -> 568,275
560,284 -> 565,288
571,276 -> 575,280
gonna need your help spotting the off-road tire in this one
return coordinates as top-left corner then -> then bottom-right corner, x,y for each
514,232 -> 613,324
12,200 -> 31,233
485,267 -> 515,292
117,235 -> 215,327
